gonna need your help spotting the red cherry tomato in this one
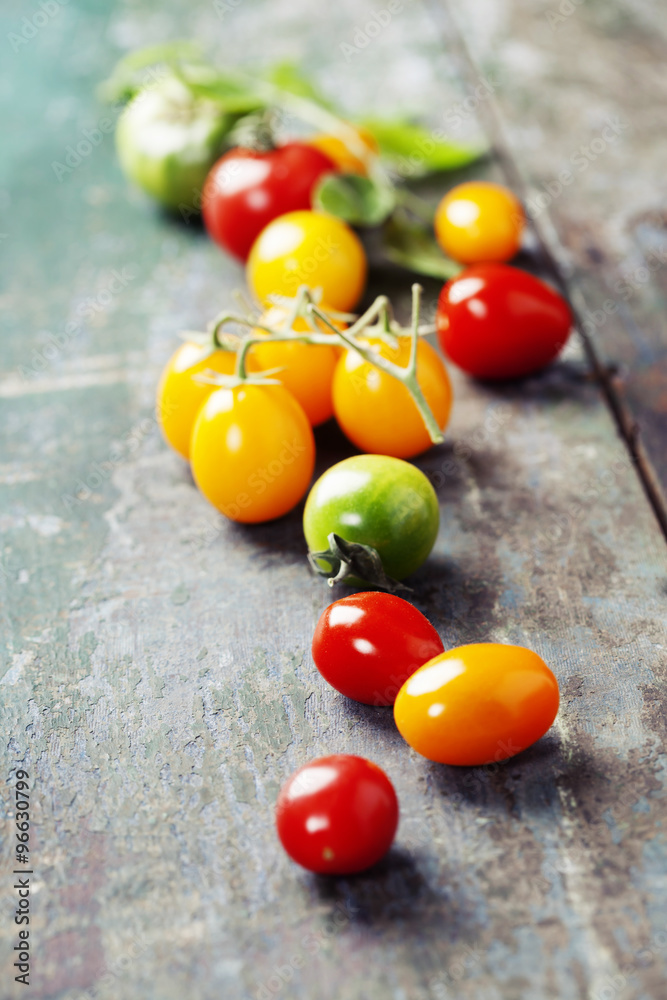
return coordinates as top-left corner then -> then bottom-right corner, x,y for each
312,593 -> 444,705
275,754 -> 399,875
436,263 -> 572,380
202,143 -> 336,261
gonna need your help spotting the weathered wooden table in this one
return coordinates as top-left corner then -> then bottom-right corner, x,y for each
2,1 -> 666,998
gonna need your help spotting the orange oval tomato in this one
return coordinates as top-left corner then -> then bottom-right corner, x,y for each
248,307 -> 341,426
394,644 -> 559,766
156,342 -> 241,460
434,181 -> 525,265
246,210 -> 367,312
307,125 -> 379,176
190,383 -> 315,523
332,336 -> 452,458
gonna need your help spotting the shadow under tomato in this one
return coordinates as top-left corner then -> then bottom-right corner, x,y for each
308,847 -> 455,930
229,502 -> 307,562
156,203 -> 206,232
425,731 -> 564,819
335,697 -> 398,733
468,358 -> 598,406
312,417 -> 358,474
408,553 -> 504,647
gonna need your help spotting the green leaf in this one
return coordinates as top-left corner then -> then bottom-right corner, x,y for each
314,173 -> 395,227
265,62 -> 335,110
383,215 -> 462,280
181,76 -> 265,115
359,118 -> 485,175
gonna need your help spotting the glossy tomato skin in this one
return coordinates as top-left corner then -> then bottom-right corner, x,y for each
275,754 -> 399,874
394,643 -> 560,766
312,593 -> 444,705
157,342 -> 258,460
202,143 -> 336,261
248,307 -> 339,426
247,210 -> 367,312
303,455 -> 439,581
436,263 -> 572,380
190,383 -> 315,523
435,181 -> 524,264
333,336 -> 452,458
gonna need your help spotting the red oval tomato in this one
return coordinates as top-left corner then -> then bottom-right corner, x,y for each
275,754 -> 399,874
312,593 -> 444,705
202,143 -> 336,261
436,263 -> 572,379
394,643 -> 559,766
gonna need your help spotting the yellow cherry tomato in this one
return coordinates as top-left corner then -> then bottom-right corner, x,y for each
307,125 -> 379,176
434,181 -> 525,264
156,342 -> 244,460
190,383 -> 315,523
332,336 -> 452,458
246,210 -> 367,313
394,644 -> 560,766
249,307 -> 343,426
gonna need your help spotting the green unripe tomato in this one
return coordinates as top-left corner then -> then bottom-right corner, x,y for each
115,75 -> 229,211
303,455 -> 439,585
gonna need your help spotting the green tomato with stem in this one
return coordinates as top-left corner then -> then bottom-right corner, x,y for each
304,454 -> 439,589
115,75 -> 230,211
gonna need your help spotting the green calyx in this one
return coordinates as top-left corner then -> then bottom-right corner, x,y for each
308,533 -> 411,592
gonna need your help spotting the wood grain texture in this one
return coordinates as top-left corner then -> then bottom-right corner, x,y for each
445,0 -> 667,512
0,2 -> 666,999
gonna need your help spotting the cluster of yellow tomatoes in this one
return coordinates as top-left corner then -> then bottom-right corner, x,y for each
155,172 -> 548,527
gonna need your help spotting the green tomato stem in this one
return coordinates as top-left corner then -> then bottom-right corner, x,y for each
309,285 -> 444,446
192,286 -> 444,447
408,283 -> 421,376
234,334 -> 253,380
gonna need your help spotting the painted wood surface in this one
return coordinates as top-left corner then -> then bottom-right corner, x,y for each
1,2 -> 666,999
445,0 -> 667,512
